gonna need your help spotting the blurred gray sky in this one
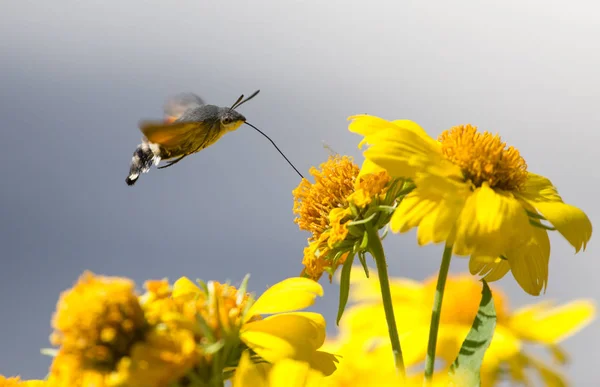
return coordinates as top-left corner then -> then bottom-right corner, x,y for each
0,0 -> 598,384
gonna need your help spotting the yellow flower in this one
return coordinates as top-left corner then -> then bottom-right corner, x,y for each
168,276 -> 336,378
232,352 -> 327,387
343,270 -> 595,386
320,336 -> 403,386
349,116 -> 592,295
47,272 -> 197,387
50,271 -> 147,370
0,376 -> 48,387
320,331 -> 453,387
293,155 -> 404,280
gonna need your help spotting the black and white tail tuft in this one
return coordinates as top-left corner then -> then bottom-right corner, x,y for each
126,142 -> 161,186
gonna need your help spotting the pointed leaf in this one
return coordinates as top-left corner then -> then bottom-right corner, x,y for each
449,280 -> 497,386
337,253 -> 355,325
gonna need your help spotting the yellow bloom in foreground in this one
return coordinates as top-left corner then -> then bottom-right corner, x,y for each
48,272 -> 196,387
233,352 -> 327,387
171,276 -> 336,375
0,376 -> 47,387
293,155 -> 398,280
46,272 -> 333,386
343,271 -> 595,386
50,272 -> 147,370
349,116 -> 592,295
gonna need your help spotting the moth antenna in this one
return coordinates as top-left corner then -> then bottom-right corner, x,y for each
230,94 -> 245,110
231,90 -> 261,110
245,122 -> 304,179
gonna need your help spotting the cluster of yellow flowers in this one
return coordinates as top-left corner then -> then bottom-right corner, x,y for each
2,116 -> 594,386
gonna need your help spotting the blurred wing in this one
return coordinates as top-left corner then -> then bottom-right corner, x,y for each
138,121 -> 202,147
163,93 -> 205,123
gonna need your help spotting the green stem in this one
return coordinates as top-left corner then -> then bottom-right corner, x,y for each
423,243 -> 453,386
366,224 -> 406,380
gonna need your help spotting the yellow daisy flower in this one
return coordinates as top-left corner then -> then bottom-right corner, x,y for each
47,272 -> 333,386
0,376 -> 47,387
342,270 -> 595,386
349,116 -> 592,295
320,321 -> 457,387
169,276 -> 335,376
47,271 -> 198,387
293,155 -> 408,281
232,352 -> 327,387
50,272 -> 148,370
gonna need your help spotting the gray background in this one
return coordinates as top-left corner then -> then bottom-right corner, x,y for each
0,0 -> 598,385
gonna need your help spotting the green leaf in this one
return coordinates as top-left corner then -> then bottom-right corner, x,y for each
237,274 -> 251,305
336,253 -> 355,325
358,253 -> 370,278
347,212 -> 377,226
359,230 -> 369,250
449,280 -> 497,387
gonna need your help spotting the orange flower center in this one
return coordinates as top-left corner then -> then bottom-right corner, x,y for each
292,155 -> 359,239
438,125 -> 528,191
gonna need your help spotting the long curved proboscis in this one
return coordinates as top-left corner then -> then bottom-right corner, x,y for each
245,122 -> 304,179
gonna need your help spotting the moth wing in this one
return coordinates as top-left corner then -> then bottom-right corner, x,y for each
163,93 -> 205,123
138,121 -> 203,148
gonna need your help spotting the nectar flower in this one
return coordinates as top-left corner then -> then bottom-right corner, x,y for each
320,335 -> 451,387
47,272 -> 197,387
343,271 -> 595,386
349,117 -> 592,295
166,276 -> 336,379
0,376 -> 47,387
50,272 -> 147,370
293,155 -> 408,280
232,352 -> 327,387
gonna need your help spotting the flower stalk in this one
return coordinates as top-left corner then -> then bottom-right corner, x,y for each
423,243 -> 453,385
366,223 -> 406,380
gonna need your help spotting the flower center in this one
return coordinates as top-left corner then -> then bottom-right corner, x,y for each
293,156 -> 359,239
50,272 -> 147,370
438,125 -> 528,191
203,281 -> 253,335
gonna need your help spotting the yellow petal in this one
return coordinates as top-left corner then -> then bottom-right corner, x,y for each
506,225 -> 550,296
469,256 -> 510,282
531,201 -> 592,253
172,276 -> 200,300
482,325 -> 522,369
269,359 -> 326,387
454,184 -> 531,257
400,324 -> 521,370
246,278 -> 323,320
340,303 -> 428,340
520,173 -> 563,202
391,119 -> 435,139
357,158 -> 385,178
509,299 -> 596,344
346,266 -> 425,304
390,186 -> 462,245
520,173 -> 592,252
348,114 -> 400,138
233,351 -> 269,387
241,312 -> 326,363
307,350 -> 339,377
517,352 -> 569,387
348,115 -> 444,179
